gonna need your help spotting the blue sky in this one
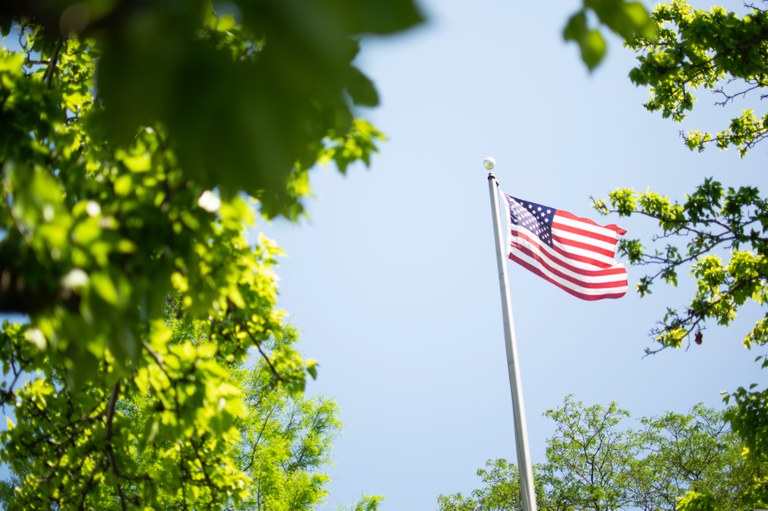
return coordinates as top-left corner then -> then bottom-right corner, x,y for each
257,1 -> 766,509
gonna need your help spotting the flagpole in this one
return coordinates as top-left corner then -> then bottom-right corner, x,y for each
484,157 -> 538,511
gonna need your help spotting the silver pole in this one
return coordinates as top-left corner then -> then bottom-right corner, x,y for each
484,158 -> 538,511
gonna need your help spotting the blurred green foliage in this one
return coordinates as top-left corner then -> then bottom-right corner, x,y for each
0,0 -> 420,380
564,0 -> 657,71
1,0 -> 421,217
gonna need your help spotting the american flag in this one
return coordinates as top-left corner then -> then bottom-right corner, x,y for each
503,193 -> 628,300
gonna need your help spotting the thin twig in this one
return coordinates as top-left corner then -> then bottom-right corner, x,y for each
243,404 -> 278,472
191,439 -> 219,506
248,332 -> 284,384
143,341 -> 169,376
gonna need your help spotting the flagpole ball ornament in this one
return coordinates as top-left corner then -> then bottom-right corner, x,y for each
483,157 -> 496,170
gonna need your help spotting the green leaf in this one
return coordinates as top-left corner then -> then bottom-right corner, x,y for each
306,359 -> 319,380
90,272 -> 120,306
335,0 -> 424,34
0,51 -> 23,73
120,152 -> 151,173
347,66 -> 380,107
113,175 -> 133,196
563,11 -> 588,42
581,30 -> 607,71
621,2 -> 656,40
0,17 -> 11,37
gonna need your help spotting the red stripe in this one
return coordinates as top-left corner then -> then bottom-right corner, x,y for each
552,219 -> 619,246
552,232 -> 616,259
509,253 -> 627,300
510,242 -> 628,290
512,227 -> 621,273
557,210 -> 627,235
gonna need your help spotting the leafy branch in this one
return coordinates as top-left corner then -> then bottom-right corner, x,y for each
595,179 -> 768,351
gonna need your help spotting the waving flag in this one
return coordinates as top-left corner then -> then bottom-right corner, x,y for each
503,193 -> 628,300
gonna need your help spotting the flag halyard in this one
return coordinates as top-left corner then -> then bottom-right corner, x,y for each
503,193 -> 628,300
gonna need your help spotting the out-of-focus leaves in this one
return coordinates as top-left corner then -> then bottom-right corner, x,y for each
0,0 -> 420,377
1,0 -> 422,217
346,66 -> 380,107
565,0 -> 656,71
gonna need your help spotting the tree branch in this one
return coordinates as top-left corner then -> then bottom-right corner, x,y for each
104,381 -> 127,511
43,37 -> 65,89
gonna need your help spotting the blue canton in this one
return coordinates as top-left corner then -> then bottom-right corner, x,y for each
506,195 -> 555,246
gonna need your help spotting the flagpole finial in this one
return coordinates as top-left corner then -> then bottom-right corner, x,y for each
483,157 -> 496,171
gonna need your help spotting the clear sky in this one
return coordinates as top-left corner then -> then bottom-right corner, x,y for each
257,0 -> 766,509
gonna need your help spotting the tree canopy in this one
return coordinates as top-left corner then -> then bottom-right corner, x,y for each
0,0 -> 420,508
1,320 -> 343,509
437,397 -> 760,511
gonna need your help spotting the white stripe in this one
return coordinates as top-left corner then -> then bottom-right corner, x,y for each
510,246 -> 628,296
555,214 -> 621,241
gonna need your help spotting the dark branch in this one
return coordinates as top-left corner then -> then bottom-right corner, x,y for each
104,381 -> 127,511
43,37 -> 65,89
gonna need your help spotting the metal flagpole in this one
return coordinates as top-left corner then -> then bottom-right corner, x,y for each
484,157 -> 538,511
